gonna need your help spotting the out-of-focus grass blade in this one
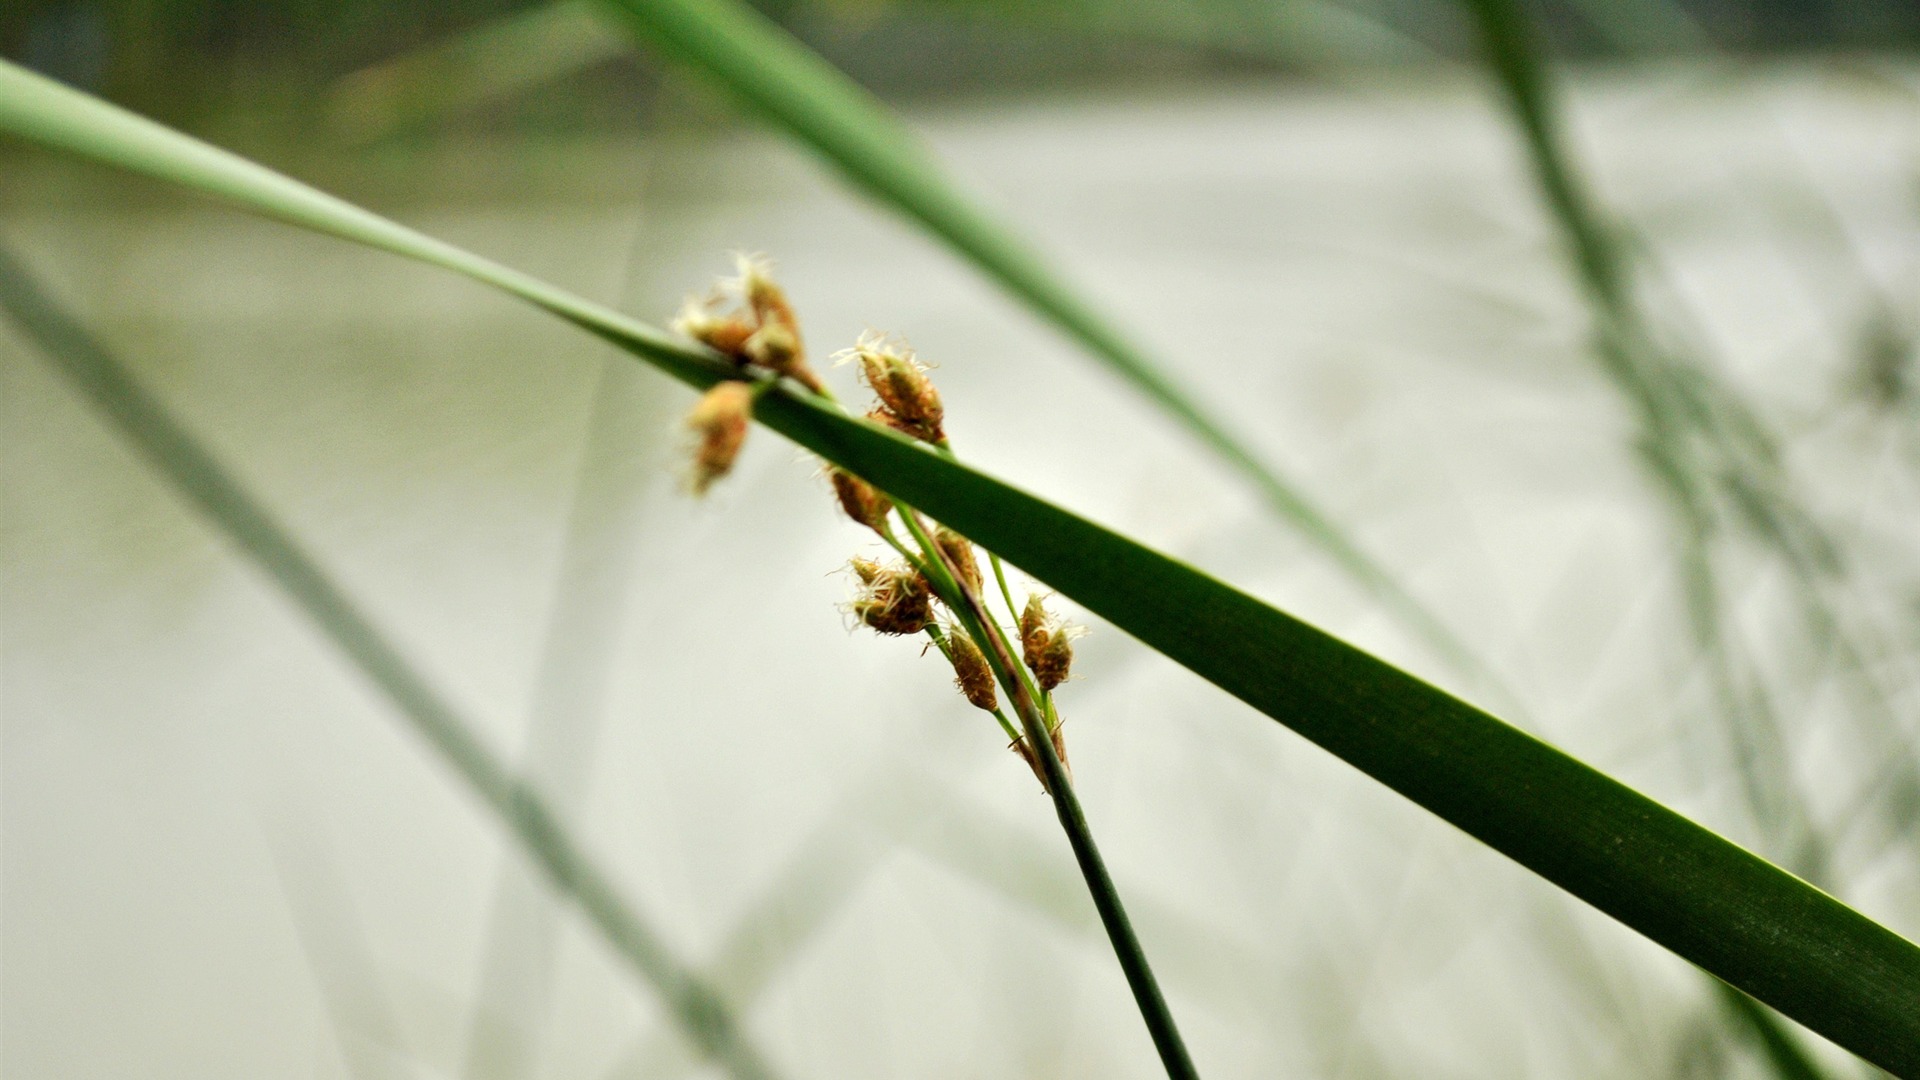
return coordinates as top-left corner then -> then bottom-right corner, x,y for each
3,62 -> 1916,1072
268,826 -> 419,1080
583,0 -> 1496,692
461,358 -> 662,1080
0,241 -> 785,1080
327,0 -> 628,143
1456,3 -> 1900,1072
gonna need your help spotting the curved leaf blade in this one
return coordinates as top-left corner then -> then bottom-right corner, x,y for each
2,61 -> 1915,1073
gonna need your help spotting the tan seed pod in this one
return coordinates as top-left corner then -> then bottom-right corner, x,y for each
852,564 -> 932,636
684,381 -> 753,494
672,297 -> 755,361
745,321 -> 826,394
830,468 -> 891,533
844,332 -> 945,442
1032,632 -> 1074,691
864,406 -> 919,440
935,527 -> 982,594
735,253 -> 800,339
1020,594 -> 1050,659
1020,594 -> 1080,691
946,631 -> 998,711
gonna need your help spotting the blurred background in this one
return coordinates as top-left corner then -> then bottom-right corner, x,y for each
2,1 -> 1917,1078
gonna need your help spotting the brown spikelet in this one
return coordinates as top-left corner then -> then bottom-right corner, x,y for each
852,563 -> 932,635
745,321 -> 825,394
935,527 -> 982,594
684,381 -> 753,494
672,297 -> 755,362
830,468 -> 891,533
704,319 -> 755,359
846,333 -> 944,442
673,257 -> 825,393
1020,594 -> 1049,661
737,254 -> 800,339
1020,594 -> 1077,691
946,632 -> 998,711
1032,633 -> 1074,691
865,406 -> 919,439
848,556 -> 883,585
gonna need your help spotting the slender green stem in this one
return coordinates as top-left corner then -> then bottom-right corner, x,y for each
1456,5 -> 1860,1076
894,500 -> 1200,1080
936,439 -> 1025,632
987,552 -> 1022,629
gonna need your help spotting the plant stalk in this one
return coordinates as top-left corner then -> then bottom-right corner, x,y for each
896,504 -> 1201,1080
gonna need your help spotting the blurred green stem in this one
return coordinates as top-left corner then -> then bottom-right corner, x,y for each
1456,1 -> 1850,1074
0,242 -> 786,1080
902,505 -> 1203,1080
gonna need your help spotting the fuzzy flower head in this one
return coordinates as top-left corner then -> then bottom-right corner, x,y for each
836,330 -> 944,443
733,252 -> 798,336
829,468 -> 892,534
683,381 -> 754,495
944,626 -> 998,712
934,526 -> 981,594
670,254 -> 823,393
671,292 -> 754,358
846,559 -> 933,636
1019,594 -> 1086,691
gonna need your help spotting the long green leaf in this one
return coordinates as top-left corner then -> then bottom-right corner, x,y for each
581,0 -> 1497,692
3,62 -> 1916,1073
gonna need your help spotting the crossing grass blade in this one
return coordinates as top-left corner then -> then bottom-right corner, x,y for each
2,60 -> 1916,1074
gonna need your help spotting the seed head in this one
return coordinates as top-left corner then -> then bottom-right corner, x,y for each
684,381 -> 753,495
672,295 -> 755,361
945,630 -> 998,711
741,320 -> 796,372
735,252 -> 800,339
1019,594 -> 1082,691
934,527 -> 982,594
850,561 -> 932,636
839,331 -> 944,442
830,468 -> 891,534
1019,594 -> 1049,652
743,310 -> 825,394
673,256 -> 824,392
848,556 -> 883,585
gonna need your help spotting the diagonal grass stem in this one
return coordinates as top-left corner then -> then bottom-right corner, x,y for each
0,242 -> 786,1080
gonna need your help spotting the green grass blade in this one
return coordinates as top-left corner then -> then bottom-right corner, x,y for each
3,62 -> 1916,1071
0,242 -> 786,1080
747,385 -> 1920,1077
582,0 -> 1496,692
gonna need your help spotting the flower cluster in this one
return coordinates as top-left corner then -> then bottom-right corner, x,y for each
837,331 -> 945,444
671,255 -> 828,494
673,253 -> 825,395
671,257 -> 1084,790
